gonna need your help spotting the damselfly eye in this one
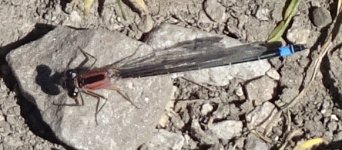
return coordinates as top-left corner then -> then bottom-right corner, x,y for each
66,70 -> 77,79
68,88 -> 79,97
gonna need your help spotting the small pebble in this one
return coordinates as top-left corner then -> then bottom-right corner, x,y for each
245,76 -> 277,105
333,131 -> 342,140
235,86 -> 244,97
192,119 -> 218,145
246,102 -> 280,133
221,0 -> 236,7
0,121 -> 11,134
183,134 -> 197,149
212,104 -> 231,119
203,0 -> 226,23
201,103 -> 214,116
255,7 -> 271,21
6,115 -> 17,125
266,69 -> 280,80
5,136 -> 24,147
158,113 -> 170,128
12,106 -> 21,116
311,7 -> 332,28
331,114 -> 339,121
143,129 -> 185,150
70,11 -> 82,23
208,120 -> 242,140
235,137 -> 245,149
320,100 -> 331,114
0,115 -> 4,122
170,114 -> 185,129
245,134 -> 269,150
327,121 -> 338,131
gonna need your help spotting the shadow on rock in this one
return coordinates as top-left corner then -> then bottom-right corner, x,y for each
17,93 -> 76,150
35,64 -> 63,95
320,43 -> 342,108
0,23 -> 55,90
0,24 -> 75,150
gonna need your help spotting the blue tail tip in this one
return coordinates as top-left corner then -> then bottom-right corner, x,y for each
279,44 -> 306,57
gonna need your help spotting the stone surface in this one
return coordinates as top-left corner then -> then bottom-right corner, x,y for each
191,119 -> 218,145
208,120 -> 242,140
235,85 -> 244,97
221,0 -> 236,7
246,102 -> 280,134
142,129 -> 185,150
311,7 -> 332,28
0,79 -> 61,149
7,27 -> 173,149
145,24 -> 271,86
203,0 -> 226,23
331,114 -> 339,121
287,27 -> 311,44
212,104 -> 232,119
333,131 -> 342,141
245,76 -> 277,105
266,68 -> 280,80
61,11 -> 82,27
0,3 -> 35,56
255,7 -> 271,21
201,103 -> 213,116
245,134 -> 270,150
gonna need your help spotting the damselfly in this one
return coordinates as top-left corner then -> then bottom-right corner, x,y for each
60,37 -> 305,124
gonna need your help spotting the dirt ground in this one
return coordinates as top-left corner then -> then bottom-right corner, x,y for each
0,0 -> 341,149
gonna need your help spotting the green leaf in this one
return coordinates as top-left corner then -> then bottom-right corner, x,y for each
267,0 -> 301,42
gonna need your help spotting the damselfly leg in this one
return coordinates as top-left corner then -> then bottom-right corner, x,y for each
65,46 -> 97,70
80,88 -> 108,125
106,85 -> 140,108
58,46 -> 140,125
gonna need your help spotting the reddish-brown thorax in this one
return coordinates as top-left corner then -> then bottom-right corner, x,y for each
78,68 -> 112,90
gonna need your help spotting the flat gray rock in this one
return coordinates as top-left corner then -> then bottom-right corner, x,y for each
7,27 -> 173,149
203,0 -> 226,23
142,129 -> 185,150
245,76 -> 277,105
145,24 -> 271,86
208,120 -> 242,140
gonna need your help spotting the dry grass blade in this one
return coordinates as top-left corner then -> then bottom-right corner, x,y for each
84,0 -> 95,15
117,0 -> 127,20
267,0 -> 301,42
132,0 -> 149,14
284,0 -> 301,19
293,138 -> 327,150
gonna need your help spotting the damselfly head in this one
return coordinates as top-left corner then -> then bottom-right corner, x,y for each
68,86 -> 79,98
66,69 -> 77,79
63,69 -> 79,98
